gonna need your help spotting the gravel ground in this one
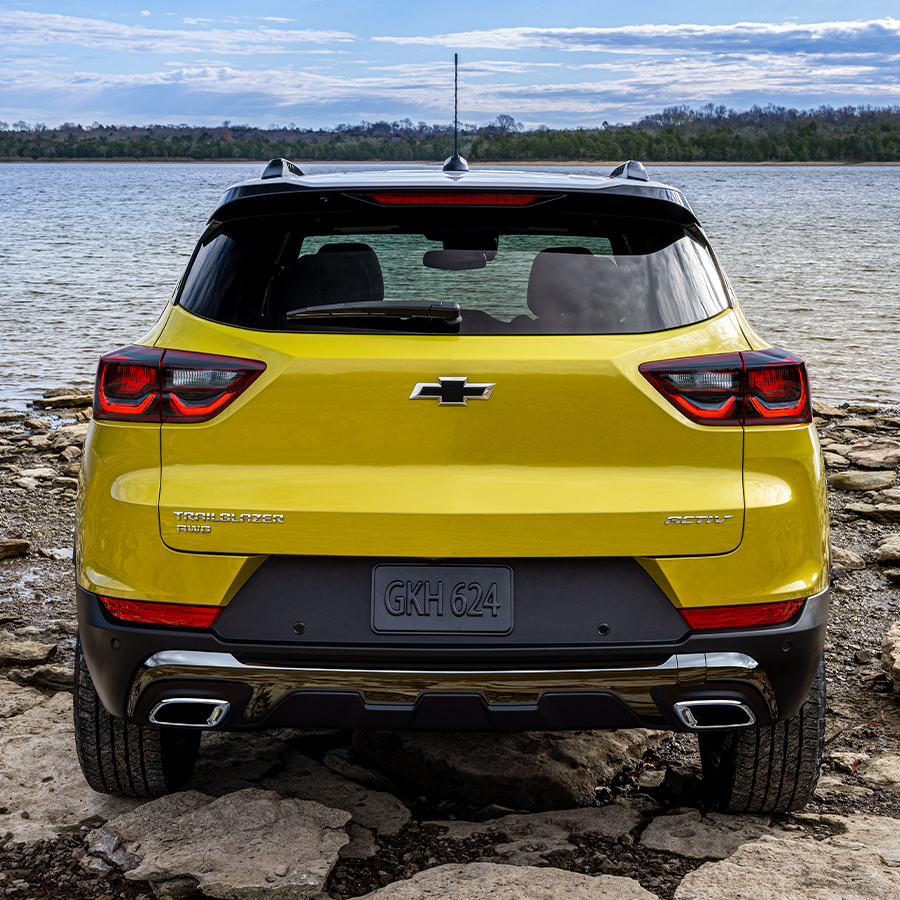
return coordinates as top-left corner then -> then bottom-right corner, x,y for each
1,391 -> 899,899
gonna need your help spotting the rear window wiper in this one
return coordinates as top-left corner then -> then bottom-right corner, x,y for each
287,300 -> 461,324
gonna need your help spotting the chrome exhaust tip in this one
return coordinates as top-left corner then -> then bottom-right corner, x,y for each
148,698 -> 231,728
673,699 -> 757,730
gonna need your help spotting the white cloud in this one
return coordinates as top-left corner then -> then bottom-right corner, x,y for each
139,10 -> 150,16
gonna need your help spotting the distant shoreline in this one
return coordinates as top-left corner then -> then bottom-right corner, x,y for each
2,157 -> 900,167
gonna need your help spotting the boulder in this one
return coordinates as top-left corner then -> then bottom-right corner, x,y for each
827,470 -> 896,491
882,622 -> 900,691
845,438 -> 900,469
876,535 -> 900,565
813,401 -> 847,418
0,539 -> 32,559
843,503 -> 900,524
640,809 -> 778,860
426,804 -> 645,866
352,729 -> 668,811
0,637 -> 57,666
261,748 -> 411,836
831,547 -> 865,570
673,832 -> 900,900
0,677 -> 46,718
0,691 -> 140,840
856,752 -> 900,788
351,862 -> 656,900
89,788 -> 350,900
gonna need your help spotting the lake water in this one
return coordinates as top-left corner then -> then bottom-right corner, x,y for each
0,162 -> 897,407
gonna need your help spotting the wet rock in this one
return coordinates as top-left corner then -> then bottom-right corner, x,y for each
6,664 -> 74,690
0,637 -> 57,666
673,831 -> 900,900
90,788 -> 350,900
352,729 -> 667,812
844,503 -> 900,524
0,678 -> 46,718
0,538 -> 33,559
827,469 -> 896,491
856,752 -> 900,787
640,809 -> 778,860
261,749 -> 411,836
351,862 -> 657,900
882,622 -> 900,691
427,804 -> 644,866
876,535 -> 900,565
813,400 -> 847,418
845,438 -> 900,469
0,691 -> 139,840
832,546 -> 865,570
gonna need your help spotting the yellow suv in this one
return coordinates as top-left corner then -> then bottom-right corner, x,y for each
74,158 -> 828,813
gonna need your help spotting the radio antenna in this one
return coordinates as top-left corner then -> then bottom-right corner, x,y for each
443,53 -> 468,172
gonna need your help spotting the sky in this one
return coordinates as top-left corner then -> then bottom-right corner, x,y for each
2,1 -> 900,129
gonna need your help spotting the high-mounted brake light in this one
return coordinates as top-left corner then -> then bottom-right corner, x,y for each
94,346 -> 265,424
679,599 -> 805,630
367,191 -> 543,206
99,595 -> 223,628
639,349 -> 811,426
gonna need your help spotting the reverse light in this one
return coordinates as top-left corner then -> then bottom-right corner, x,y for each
639,349 -> 811,426
366,191 -> 543,206
679,599 -> 805,630
98,596 -> 222,628
94,346 -> 265,424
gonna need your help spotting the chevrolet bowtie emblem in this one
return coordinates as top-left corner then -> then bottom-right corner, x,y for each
409,376 -> 496,406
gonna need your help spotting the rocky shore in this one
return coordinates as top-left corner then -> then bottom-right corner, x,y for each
1,389 -> 900,900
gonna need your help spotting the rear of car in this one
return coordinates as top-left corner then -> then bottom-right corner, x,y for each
74,162 -> 829,812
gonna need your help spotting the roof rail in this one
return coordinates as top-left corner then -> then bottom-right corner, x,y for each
609,160 -> 649,182
261,158 -> 304,180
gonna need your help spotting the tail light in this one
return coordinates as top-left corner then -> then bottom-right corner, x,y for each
640,349 -> 811,426
679,598 -> 804,630
94,346 -> 265,424
99,595 -> 222,628
367,191 -> 543,206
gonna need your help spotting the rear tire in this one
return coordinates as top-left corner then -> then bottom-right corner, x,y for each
73,636 -> 200,798
699,655 -> 826,813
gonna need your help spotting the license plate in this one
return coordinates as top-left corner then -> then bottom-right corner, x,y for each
371,565 -> 513,634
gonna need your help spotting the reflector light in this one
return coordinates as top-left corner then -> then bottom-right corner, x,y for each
639,349 -> 811,426
93,346 -> 265,424
367,191 -> 543,206
679,599 -> 805,630
98,596 -> 222,628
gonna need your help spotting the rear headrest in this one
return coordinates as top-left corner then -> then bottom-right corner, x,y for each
269,242 -> 383,319
526,248 -> 620,322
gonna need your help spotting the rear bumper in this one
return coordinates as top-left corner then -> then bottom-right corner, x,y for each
77,584 -> 828,732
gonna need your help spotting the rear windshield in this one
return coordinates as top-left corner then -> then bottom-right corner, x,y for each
178,211 -> 730,335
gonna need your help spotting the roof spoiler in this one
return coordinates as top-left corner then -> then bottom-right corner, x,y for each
261,158 -> 304,180
609,160 -> 649,182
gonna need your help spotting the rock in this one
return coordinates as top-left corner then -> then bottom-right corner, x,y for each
24,418 -> 50,430
12,476 -> 38,489
813,400 -> 847,418
352,729 -> 667,812
48,423 -> 88,451
845,438 -> 900,469
814,775 -> 873,798
856,752 -> 900,787
0,678 -> 47,718
323,748 -> 397,793
818,813 -> 900,867
822,451 -> 849,468
640,809 -> 778,860
427,804 -> 644,866
832,547 -> 865,570
884,567 -> 900,584
351,862 -> 657,900
339,824 -> 378,860
27,436 -> 50,451
844,503 -> 900,524
261,749 -> 411,836
673,832 -> 900,900
0,638 -> 57,666
0,691 -> 140,840
33,395 -> 93,409
0,539 -> 32,559
843,418 -> 879,432
42,386 -> 90,399
876,535 -> 900,565
827,470 -> 896,491
6,664 -> 74,690
878,486 -> 900,504
89,788 -> 350,900
60,445 -> 81,461
853,648 -> 873,663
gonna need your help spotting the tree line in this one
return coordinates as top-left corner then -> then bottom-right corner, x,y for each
2,105 -> 900,162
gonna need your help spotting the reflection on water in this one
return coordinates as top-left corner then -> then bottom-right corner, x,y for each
0,162 -> 897,406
